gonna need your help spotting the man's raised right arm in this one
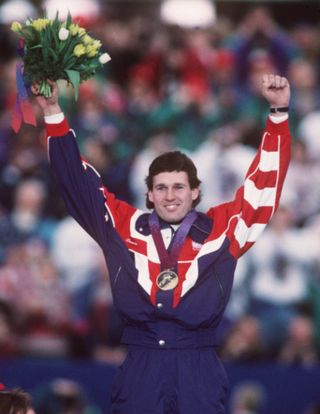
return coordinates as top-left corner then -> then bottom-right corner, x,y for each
32,82 -> 132,245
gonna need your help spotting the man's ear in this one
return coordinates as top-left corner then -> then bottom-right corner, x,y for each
148,191 -> 154,204
191,188 -> 200,201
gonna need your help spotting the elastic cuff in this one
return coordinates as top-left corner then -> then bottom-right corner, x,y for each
266,117 -> 289,134
44,112 -> 64,124
45,118 -> 70,137
269,113 -> 288,124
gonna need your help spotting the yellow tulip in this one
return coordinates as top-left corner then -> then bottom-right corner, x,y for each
86,45 -> 98,57
69,24 -> 79,36
73,44 -> 86,57
82,34 -> 93,45
11,21 -> 22,33
92,40 -> 102,49
78,27 -> 86,36
32,18 -> 50,31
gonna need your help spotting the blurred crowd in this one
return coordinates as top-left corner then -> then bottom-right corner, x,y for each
1,4 -> 320,368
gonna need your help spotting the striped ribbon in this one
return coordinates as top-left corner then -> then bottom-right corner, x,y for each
149,209 -> 197,270
11,38 -> 36,133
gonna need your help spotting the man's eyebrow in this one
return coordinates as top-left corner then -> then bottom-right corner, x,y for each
154,182 -> 187,187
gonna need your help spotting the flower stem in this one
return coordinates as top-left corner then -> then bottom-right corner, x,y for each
39,81 -> 52,98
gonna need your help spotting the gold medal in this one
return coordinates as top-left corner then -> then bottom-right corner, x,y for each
156,269 -> 179,291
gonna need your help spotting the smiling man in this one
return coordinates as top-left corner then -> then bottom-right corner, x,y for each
146,151 -> 201,223
32,73 -> 291,414
148,170 -> 198,222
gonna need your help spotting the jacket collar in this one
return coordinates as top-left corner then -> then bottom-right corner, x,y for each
136,210 -> 213,243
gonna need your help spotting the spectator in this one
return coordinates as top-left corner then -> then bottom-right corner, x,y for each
278,314 -> 318,366
281,140 -> 320,225
227,6 -> 300,90
32,378 -> 101,414
220,316 -> 264,362
304,401 -> 320,414
298,109 -> 320,161
287,57 -> 320,134
0,300 -> 19,357
303,214 -> 320,353
225,6 -> 300,146
0,386 -> 35,414
0,241 -> 71,357
194,122 -> 255,210
229,381 -> 266,414
0,179 -> 57,262
247,206 -> 311,355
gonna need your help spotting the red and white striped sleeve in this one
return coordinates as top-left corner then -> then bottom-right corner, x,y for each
207,117 -> 291,259
45,116 -> 137,244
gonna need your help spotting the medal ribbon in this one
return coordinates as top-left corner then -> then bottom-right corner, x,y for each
149,209 -> 197,270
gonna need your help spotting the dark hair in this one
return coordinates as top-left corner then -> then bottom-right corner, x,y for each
145,151 -> 201,209
0,388 -> 31,414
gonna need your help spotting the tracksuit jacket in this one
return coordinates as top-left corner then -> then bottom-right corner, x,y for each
46,116 -> 291,414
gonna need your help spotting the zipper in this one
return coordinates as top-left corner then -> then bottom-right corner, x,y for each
192,223 -> 211,236
114,266 -> 122,285
213,270 -> 224,299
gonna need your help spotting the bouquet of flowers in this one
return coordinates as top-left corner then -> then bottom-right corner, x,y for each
11,13 -> 111,99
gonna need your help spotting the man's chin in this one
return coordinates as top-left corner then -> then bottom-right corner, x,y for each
159,212 -> 184,224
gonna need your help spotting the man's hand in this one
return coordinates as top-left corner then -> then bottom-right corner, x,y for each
31,80 -> 62,116
261,74 -> 290,109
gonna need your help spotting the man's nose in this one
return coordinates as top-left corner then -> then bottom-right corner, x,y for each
165,188 -> 175,200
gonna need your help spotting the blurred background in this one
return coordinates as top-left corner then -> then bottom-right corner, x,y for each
1,0 -> 320,413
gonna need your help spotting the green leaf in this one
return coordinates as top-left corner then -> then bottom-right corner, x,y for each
65,69 -> 80,100
41,42 -> 48,63
66,11 -> 72,28
51,26 -> 60,49
22,26 -> 35,42
60,35 -> 77,56
47,26 -> 52,46
48,48 -> 58,63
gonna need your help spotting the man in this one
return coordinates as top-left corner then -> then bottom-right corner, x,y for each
32,74 -> 290,414
0,386 -> 35,414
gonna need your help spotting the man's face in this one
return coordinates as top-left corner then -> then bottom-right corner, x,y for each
148,171 -> 199,223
